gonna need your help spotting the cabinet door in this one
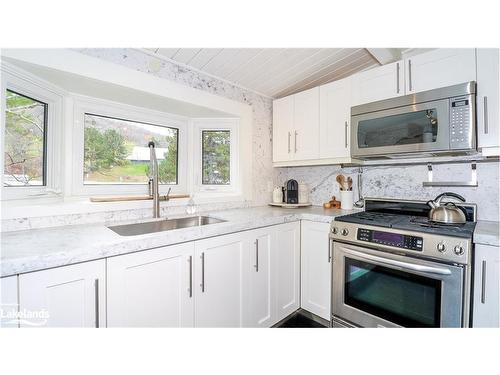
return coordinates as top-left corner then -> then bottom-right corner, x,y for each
1,276 -> 18,328
300,221 -> 331,321
274,221 -> 300,322
319,78 -> 351,159
473,244 -> 500,328
194,233 -> 246,327
477,48 -> 500,152
243,228 -> 273,327
107,243 -> 194,327
19,260 -> 105,328
273,95 -> 294,162
293,87 -> 320,161
406,49 -> 476,94
351,60 -> 404,106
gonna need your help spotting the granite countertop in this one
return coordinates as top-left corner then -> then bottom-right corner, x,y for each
0,206 -> 357,277
473,220 -> 500,247
2,205 -> 498,278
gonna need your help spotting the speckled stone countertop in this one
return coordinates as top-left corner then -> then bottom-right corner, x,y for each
473,220 -> 500,247
0,206 -> 357,277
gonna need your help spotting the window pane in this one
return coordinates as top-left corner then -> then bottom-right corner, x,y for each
202,130 -> 230,185
84,114 -> 178,185
4,90 -> 46,187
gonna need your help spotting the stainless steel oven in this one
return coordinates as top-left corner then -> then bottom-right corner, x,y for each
350,82 -> 476,159
332,242 -> 466,328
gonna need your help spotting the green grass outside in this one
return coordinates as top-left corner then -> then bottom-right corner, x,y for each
85,162 -> 149,183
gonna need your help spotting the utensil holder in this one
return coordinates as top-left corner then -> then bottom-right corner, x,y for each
340,190 -> 354,210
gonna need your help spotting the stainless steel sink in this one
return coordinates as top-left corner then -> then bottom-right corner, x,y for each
107,216 -> 226,236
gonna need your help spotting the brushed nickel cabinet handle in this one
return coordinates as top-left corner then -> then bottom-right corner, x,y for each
254,239 -> 259,272
344,121 -> 348,148
481,260 -> 487,304
408,59 -> 413,92
294,131 -> 298,153
287,132 -> 291,153
484,96 -> 489,134
188,255 -> 193,298
200,252 -> 205,293
94,279 -> 99,328
328,239 -> 332,263
396,62 -> 400,93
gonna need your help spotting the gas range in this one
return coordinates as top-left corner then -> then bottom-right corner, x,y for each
330,197 -> 477,328
331,198 -> 477,265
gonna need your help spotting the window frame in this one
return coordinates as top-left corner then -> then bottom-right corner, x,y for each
1,65 -> 63,201
71,95 -> 188,197
192,118 -> 240,195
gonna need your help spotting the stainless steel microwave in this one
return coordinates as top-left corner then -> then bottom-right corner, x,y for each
350,82 -> 477,159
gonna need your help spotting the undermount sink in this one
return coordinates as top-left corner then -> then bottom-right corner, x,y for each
107,216 -> 226,236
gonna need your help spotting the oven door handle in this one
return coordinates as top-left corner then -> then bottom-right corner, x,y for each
346,249 -> 452,276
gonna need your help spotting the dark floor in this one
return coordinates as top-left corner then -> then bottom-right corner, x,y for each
275,312 -> 327,328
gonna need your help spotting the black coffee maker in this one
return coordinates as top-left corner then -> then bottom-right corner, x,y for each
285,179 -> 298,204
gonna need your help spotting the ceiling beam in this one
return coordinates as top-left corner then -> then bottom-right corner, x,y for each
366,48 -> 403,65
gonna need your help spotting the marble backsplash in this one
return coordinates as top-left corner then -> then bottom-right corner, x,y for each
277,161 -> 500,222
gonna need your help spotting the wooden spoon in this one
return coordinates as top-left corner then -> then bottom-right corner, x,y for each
336,174 -> 345,191
347,176 -> 353,191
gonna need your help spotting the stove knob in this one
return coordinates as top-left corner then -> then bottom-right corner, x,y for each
332,227 -> 338,234
341,228 -> 349,236
454,245 -> 465,256
437,242 -> 446,253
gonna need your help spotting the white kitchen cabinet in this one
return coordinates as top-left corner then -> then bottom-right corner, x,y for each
351,60 -> 404,106
472,244 -> 500,328
274,221 -> 301,322
293,87 -> 320,161
300,221 -> 331,321
194,232 -> 246,327
405,49 -> 476,94
1,276 -> 18,328
18,260 -> 105,328
476,48 -> 500,155
107,243 -> 194,327
243,227 -> 274,327
319,77 -> 351,159
272,95 -> 295,162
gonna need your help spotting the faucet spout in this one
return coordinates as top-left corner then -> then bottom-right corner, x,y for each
148,141 -> 160,218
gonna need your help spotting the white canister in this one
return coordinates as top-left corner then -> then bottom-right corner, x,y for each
340,190 -> 354,210
298,183 -> 309,204
272,187 -> 283,203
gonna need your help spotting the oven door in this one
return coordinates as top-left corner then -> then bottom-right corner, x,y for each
351,98 -> 450,158
332,242 -> 464,327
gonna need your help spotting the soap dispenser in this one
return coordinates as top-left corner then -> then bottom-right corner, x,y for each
186,195 -> 197,215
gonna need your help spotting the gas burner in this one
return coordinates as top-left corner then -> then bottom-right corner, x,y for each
409,216 -> 465,230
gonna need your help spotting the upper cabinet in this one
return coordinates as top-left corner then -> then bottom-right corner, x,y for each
319,77 -> 351,159
351,60 -> 404,106
273,87 -> 319,163
405,49 -> 476,94
272,95 -> 294,162
293,87 -> 320,161
476,48 -> 500,155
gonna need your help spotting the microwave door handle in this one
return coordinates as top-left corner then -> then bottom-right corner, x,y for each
346,249 -> 452,276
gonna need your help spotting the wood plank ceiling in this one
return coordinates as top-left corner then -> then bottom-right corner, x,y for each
144,48 -> 380,98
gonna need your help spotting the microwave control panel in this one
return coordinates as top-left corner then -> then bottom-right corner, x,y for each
449,95 -> 473,149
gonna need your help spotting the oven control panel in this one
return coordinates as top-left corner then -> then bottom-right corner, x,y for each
357,228 -> 423,251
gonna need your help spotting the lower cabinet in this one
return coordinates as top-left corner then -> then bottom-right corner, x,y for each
300,221 -> 331,321
274,222 -> 301,323
472,244 -> 500,328
194,232 -> 246,327
1,276 -> 19,328
243,227 -> 274,327
107,242 -> 194,327
18,260 -> 106,328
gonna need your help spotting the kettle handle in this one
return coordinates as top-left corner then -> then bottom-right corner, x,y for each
435,192 -> 466,204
